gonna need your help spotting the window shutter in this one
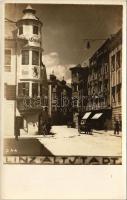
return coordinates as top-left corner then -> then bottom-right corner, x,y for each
5,84 -> 16,100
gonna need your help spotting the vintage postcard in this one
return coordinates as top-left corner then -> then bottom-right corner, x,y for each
1,0 -> 126,199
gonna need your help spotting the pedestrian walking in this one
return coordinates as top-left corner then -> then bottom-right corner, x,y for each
114,119 -> 120,135
15,128 -> 19,141
84,122 -> 88,134
15,124 -> 20,141
46,118 -> 51,134
86,121 -> 92,135
40,120 -> 46,136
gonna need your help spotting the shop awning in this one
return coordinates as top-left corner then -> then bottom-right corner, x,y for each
82,112 -> 91,119
91,113 -> 103,119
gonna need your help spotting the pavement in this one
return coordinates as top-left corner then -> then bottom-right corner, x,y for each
4,126 -> 122,156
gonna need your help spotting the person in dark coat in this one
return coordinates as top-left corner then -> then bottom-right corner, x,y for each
85,122 -> 88,134
86,121 -> 92,135
46,118 -> 51,134
114,120 -> 120,135
15,128 -> 20,141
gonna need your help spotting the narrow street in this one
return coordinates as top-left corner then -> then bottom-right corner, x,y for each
38,126 -> 122,156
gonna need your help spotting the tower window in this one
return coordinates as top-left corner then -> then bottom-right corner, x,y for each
32,83 -> 38,97
19,26 -> 23,35
22,50 -> 29,65
33,26 -> 39,35
32,50 -> 39,65
5,49 -> 11,72
18,82 -> 29,97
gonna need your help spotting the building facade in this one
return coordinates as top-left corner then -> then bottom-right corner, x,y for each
70,29 -> 122,130
4,5 -> 48,136
70,64 -> 89,128
109,29 -> 122,129
48,73 -> 72,125
86,39 -> 112,129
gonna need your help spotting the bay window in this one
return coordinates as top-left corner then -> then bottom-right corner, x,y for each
32,83 -> 38,97
33,26 -> 39,35
22,50 -> 29,65
32,50 -> 39,65
18,82 -> 29,97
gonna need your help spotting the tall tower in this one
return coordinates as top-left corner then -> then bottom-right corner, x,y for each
16,5 -> 48,135
16,4 -> 43,86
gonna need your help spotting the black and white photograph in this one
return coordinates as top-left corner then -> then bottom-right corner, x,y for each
3,2 -> 123,165
1,1 -> 126,199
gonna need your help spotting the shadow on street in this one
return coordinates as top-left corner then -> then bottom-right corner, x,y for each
4,138 -> 54,156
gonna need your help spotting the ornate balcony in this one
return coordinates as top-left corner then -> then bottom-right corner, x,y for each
16,96 -> 48,112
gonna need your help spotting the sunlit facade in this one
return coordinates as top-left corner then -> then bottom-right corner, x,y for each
4,5 -> 48,136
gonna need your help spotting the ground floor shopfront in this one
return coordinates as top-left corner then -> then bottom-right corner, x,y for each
73,108 -> 112,130
4,97 -> 48,136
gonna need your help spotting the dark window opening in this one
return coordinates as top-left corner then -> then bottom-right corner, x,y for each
19,26 -> 23,35
22,50 -> 29,65
18,82 -> 29,97
112,87 -> 116,103
32,50 -> 39,65
117,86 -> 121,103
111,55 -> 115,71
32,83 -> 38,97
33,26 -> 39,35
40,84 -> 42,96
73,84 -> 78,92
116,51 -> 121,69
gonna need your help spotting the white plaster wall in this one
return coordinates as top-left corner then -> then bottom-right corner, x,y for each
25,113 -> 39,135
4,100 -> 15,136
4,48 -> 16,85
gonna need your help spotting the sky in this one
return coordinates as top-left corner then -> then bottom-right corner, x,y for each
5,3 -> 122,84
